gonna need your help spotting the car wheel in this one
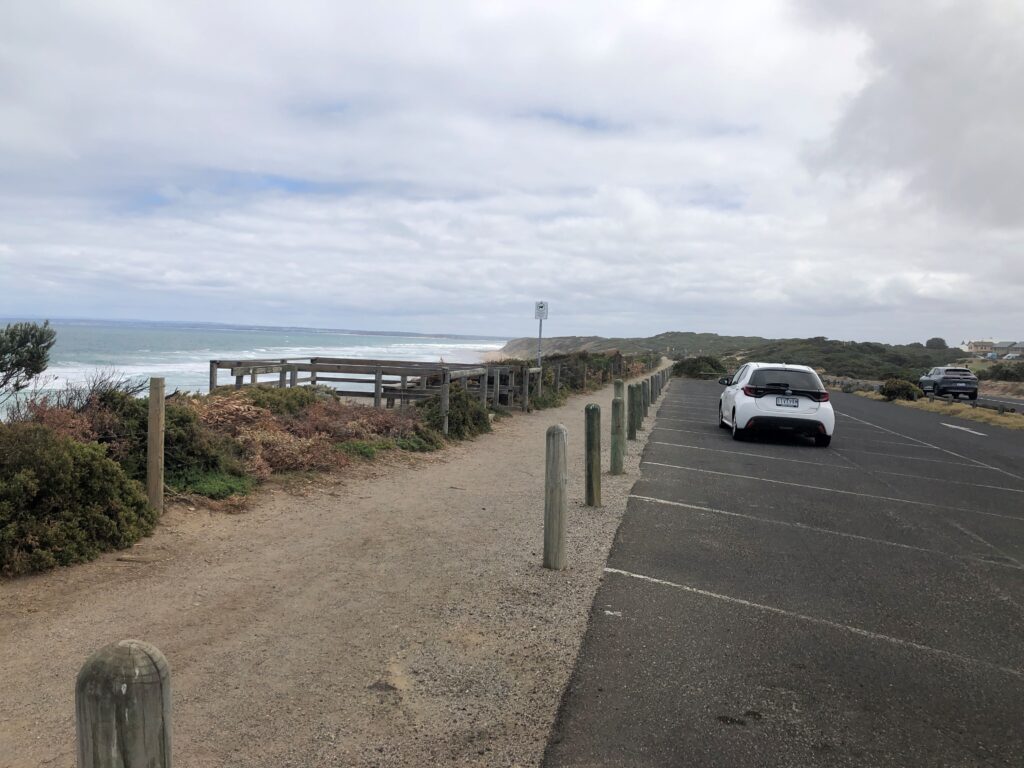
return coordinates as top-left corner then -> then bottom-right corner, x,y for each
718,405 -> 728,429
814,434 -> 832,447
731,411 -> 745,441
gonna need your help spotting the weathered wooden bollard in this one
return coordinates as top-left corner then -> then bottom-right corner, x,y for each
585,404 -> 601,506
76,639 -> 172,768
611,397 -> 624,475
544,424 -> 568,570
627,384 -> 638,440
614,378 -> 625,402
642,380 -> 650,417
147,377 -> 165,514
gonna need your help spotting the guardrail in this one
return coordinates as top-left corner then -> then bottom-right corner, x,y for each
209,357 -> 544,435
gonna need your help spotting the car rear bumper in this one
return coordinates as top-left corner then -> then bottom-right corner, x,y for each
742,416 -> 830,436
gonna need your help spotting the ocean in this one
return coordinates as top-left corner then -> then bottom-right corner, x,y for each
28,320 -> 507,394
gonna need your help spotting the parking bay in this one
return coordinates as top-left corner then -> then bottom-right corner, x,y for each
545,380 -> 1024,767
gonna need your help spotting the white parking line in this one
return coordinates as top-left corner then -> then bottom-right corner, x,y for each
602,567 -> 1024,681
629,494 -> 1024,570
834,447 -> 984,467
641,460 -> 1023,521
834,411 -> 1023,482
649,441 -> 1024,493
942,423 -> 987,436
658,417 -> 716,426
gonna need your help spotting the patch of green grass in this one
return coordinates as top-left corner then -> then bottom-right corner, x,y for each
529,389 -> 567,410
394,434 -> 439,452
167,469 -> 255,500
337,438 -> 395,459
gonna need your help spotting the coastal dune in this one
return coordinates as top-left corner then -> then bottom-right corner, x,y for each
0,367 -> 667,767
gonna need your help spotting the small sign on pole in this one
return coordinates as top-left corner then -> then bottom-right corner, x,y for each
535,301 -> 548,368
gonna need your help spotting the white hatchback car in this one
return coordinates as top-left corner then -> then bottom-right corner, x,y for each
718,363 -> 835,447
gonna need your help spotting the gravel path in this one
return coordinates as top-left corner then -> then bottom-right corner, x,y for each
0,369 -> 667,767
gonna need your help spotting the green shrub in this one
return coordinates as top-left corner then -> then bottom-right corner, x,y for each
879,379 -> 923,401
977,362 -> 1024,382
240,385 -> 322,416
418,383 -> 491,440
166,468 -> 255,500
673,356 -> 726,378
395,425 -> 444,452
0,423 -> 154,577
96,390 -> 246,491
338,438 -> 395,459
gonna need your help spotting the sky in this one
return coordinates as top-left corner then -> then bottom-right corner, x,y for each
1,0 -> 1022,344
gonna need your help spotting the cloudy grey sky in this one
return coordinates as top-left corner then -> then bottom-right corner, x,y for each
1,1 -> 1021,343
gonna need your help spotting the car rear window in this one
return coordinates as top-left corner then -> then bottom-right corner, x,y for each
748,369 -> 824,391
944,368 -> 972,374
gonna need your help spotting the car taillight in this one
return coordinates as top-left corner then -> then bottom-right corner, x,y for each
742,385 -> 758,397
814,391 -> 830,402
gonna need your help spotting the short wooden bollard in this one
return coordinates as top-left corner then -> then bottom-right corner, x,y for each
614,378 -> 625,402
642,380 -> 650,417
147,377 -> 165,514
585,404 -> 601,506
544,424 -> 568,570
628,384 -> 639,439
76,639 -> 172,768
611,397 -> 624,475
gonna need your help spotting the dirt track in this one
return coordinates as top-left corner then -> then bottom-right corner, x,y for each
0,373 -> 662,767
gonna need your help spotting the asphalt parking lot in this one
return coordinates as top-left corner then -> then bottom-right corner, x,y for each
545,379 -> 1024,767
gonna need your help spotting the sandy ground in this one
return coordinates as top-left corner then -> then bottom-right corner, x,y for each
0,370 -> 666,767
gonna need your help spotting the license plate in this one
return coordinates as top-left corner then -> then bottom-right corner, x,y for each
776,397 -> 799,407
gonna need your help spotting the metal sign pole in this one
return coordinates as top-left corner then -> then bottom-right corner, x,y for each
538,316 -> 543,368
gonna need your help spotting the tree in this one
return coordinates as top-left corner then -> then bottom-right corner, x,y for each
0,321 -> 57,405
925,337 -> 948,349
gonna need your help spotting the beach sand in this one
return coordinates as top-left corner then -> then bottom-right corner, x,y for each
0,366 -> 667,767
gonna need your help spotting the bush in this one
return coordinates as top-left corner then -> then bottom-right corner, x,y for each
418,383 -> 491,440
167,469 -> 255,500
239,385 -> 322,416
673,356 -> 726,378
0,423 -> 154,577
977,362 -> 1024,382
879,379 -> 923,401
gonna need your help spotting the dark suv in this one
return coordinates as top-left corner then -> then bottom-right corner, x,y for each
918,367 -> 978,400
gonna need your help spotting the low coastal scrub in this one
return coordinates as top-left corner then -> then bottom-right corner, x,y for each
977,362 -> 1024,382
488,350 -> 660,410
672,355 -> 726,378
878,379 -> 923,401
0,423 -> 155,577
419,384 -> 490,439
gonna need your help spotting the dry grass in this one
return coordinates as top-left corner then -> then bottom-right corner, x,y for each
854,389 -> 1024,429
854,391 -> 886,401
893,399 -> 1024,430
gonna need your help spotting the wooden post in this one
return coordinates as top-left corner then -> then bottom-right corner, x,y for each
249,371 -> 257,386
509,369 -> 515,407
401,374 -> 408,409
289,366 -> 298,388
554,364 -> 561,392
480,368 -> 489,406
441,369 -> 451,436
279,359 -> 287,388
234,374 -> 243,390
310,359 -> 318,387
543,424 -> 568,570
585,404 -> 601,506
147,378 -> 165,514
521,366 -> 529,412
628,384 -> 638,440
76,639 -> 172,768
611,397 -> 625,475
491,368 -> 499,408
642,380 -> 650,418
614,378 -> 624,402
636,383 -> 645,430
209,361 -> 218,392
374,366 -> 383,409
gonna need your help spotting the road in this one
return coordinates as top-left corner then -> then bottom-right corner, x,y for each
545,379 -> 1024,767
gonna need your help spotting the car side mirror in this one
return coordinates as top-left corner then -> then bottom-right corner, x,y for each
718,376 -> 731,386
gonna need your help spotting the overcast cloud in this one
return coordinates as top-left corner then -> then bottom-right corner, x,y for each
1,0 -> 1021,343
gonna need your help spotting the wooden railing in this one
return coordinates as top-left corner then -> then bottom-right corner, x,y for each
209,357 -> 543,435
